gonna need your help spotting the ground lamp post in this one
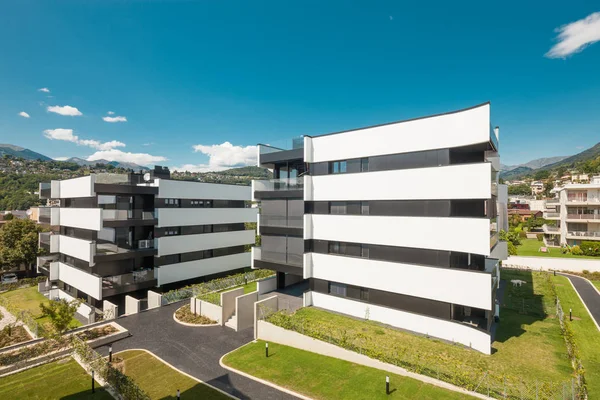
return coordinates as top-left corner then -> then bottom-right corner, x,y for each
92,370 -> 95,393
265,342 -> 269,358
570,308 -> 572,321
109,345 -> 113,362
177,389 -> 180,399
386,376 -> 390,395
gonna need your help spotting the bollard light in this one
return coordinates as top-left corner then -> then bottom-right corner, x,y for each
109,345 -> 113,363
92,370 -> 95,393
570,308 -> 572,321
386,376 -> 390,395
177,389 -> 180,399
266,342 -> 269,358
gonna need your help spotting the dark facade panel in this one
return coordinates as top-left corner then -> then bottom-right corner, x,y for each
260,148 -> 304,165
60,226 -> 97,241
254,190 -> 303,200
310,278 -> 452,321
254,259 -> 302,274
260,226 -> 303,236
103,219 -> 158,228
94,183 -> 158,195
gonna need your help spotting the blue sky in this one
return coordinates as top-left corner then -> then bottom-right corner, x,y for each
0,1 -> 599,169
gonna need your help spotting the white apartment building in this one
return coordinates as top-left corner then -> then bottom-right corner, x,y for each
36,167 -> 256,314
252,102 -> 508,354
543,175 -> 600,246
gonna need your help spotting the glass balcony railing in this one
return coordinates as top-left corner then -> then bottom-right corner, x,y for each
546,198 -> 560,205
259,215 -> 303,228
102,269 -> 156,294
101,209 -> 156,221
545,212 -> 561,218
258,137 -> 304,155
95,239 -> 155,256
39,183 -> 51,199
95,173 -> 131,185
254,178 -> 303,192
567,231 -> 600,238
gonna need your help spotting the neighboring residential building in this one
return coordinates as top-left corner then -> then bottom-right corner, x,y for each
36,167 -> 257,315
530,181 -> 544,195
507,209 -> 543,222
543,175 -> 600,247
251,102 -> 508,354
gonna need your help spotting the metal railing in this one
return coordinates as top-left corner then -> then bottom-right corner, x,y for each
566,213 -> 600,220
254,178 -> 304,192
102,210 -> 156,221
567,231 -> 600,238
544,212 -> 561,218
260,215 -> 303,228
543,224 -> 560,233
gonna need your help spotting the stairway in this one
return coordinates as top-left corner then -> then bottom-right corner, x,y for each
225,313 -> 237,330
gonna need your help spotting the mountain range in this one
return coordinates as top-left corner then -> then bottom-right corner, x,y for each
63,157 -> 149,172
0,144 -> 52,161
500,156 -> 570,172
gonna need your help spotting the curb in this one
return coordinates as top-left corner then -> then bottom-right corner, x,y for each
219,341 -> 312,400
113,348 -> 238,399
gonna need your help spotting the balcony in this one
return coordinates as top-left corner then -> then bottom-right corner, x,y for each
543,224 -> 560,234
254,178 -> 304,192
38,206 -> 52,224
102,268 -> 157,297
544,212 -> 561,219
566,214 -> 600,222
39,183 -> 51,199
37,255 -> 59,279
566,231 -> 600,240
252,247 -> 303,273
95,239 -> 155,257
101,209 -> 157,226
259,214 -> 303,229
39,232 -> 59,253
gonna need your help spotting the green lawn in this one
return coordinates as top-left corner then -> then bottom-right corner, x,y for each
552,275 -> 600,398
118,350 -> 230,399
218,280 -> 257,294
0,358 -> 112,399
223,340 -> 468,400
262,269 -> 573,397
516,238 -> 598,259
0,286 -> 81,329
592,281 -> 600,292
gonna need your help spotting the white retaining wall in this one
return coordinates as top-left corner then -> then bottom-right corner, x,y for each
57,289 -> 94,324
200,300 -> 223,324
147,291 -> 164,309
256,320 -> 487,400
125,296 -> 140,315
221,287 -> 244,323
507,256 -> 600,273
312,292 -> 491,354
257,276 -> 277,294
254,296 -> 278,338
235,291 -> 258,332
102,300 -> 118,320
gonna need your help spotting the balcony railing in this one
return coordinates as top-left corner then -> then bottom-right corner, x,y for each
258,137 -> 304,155
544,212 -> 561,218
567,231 -> 600,238
543,224 -> 560,232
39,183 -> 51,199
257,249 -> 303,267
566,214 -> 600,220
260,215 -> 303,228
254,178 -> 304,192
95,239 -> 155,255
546,198 -> 560,205
102,210 -> 156,221
102,269 -> 156,295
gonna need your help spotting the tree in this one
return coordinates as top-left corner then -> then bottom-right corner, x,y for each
542,183 -> 553,198
533,170 -> 550,180
525,216 -> 546,230
508,184 -> 530,196
0,218 -> 44,271
39,298 -> 81,334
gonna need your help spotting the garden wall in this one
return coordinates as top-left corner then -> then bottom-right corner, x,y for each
124,296 -> 140,315
257,276 -> 277,294
200,300 -> 223,324
254,295 -> 278,338
507,256 -> 600,273
147,291 -> 164,309
256,320 -> 487,400
235,291 -> 258,332
221,287 -> 244,323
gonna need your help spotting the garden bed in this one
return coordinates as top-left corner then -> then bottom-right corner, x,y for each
174,305 -> 218,326
0,325 -> 32,349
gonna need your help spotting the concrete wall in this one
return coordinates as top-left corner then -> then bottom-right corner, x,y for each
256,320 -> 486,400
37,282 -> 48,293
124,295 -> 140,315
253,295 -> 278,339
506,256 -> 600,273
102,300 -> 118,320
235,291 -> 258,332
284,273 -> 304,287
257,276 -> 277,294
147,290 -> 164,309
200,300 -> 223,324
221,287 -> 244,323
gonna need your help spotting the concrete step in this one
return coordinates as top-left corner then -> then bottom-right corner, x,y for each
225,315 -> 237,329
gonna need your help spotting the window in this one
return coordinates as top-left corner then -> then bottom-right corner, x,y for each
361,201 -> 369,215
204,200 -> 212,208
164,228 -> 180,236
204,225 -> 213,233
361,158 -> 369,172
328,242 -> 340,254
329,282 -> 347,297
361,244 -> 370,258
360,287 -> 369,301
330,160 -> 347,174
330,202 -> 346,215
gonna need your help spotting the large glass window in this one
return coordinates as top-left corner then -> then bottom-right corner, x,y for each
330,160 -> 347,174
361,201 -> 370,215
330,202 -> 346,215
361,158 -> 369,172
329,282 -> 347,297
361,244 -> 370,258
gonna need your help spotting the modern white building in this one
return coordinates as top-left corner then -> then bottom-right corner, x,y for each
543,175 -> 600,246
251,102 -> 508,354
36,167 -> 256,313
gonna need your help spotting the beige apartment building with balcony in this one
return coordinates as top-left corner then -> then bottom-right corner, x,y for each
543,175 -> 600,247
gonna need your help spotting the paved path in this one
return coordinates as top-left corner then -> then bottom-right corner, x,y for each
98,301 -> 298,400
557,273 -> 600,330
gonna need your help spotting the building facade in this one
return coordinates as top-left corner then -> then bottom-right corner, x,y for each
251,102 -> 508,354
543,175 -> 600,247
36,167 -> 256,313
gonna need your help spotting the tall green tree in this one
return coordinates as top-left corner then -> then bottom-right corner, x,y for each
39,298 -> 81,334
508,184 -> 531,196
0,218 -> 44,271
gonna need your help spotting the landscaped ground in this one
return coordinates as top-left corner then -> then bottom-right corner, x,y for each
223,340 -> 468,400
593,281 -> 600,291
0,357 -> 112,399
117,350 -> 230,399
0,325 -> 31,348
552,275 -> 600,398
218,280 -> 257,294
0,286 -> 81,330
175,304 -> 217,325
261,269 -> 573,397
516,238 -> 598,259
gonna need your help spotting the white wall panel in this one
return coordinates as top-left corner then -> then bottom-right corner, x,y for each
306,103 -> 491,163
56,288 -> 94,318
58,176 -> 95,198
157,230 -> 255,256
307,253 -> 492,309
58,235 -> 94,263
307,215 -> 491,255
311,292 -> 491,354
59,208 -> 102,231
157,252 -> 250,285
156,179 -> 251,200
156,208 -> 257,227
57,262 -> 102,300
306,163 -> 492,201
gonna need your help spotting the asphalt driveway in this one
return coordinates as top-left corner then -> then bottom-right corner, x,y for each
558,273 -> 600,330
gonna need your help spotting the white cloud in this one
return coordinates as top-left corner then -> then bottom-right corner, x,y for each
53,157 -> 69,161
102,115 -> 127,123
172,142 -> 257,172
87,149 -> 167,166
546,12 -> 600,58
43,128 -> 124,150
38,87 -> 50,93
47,105 -> 83,116
142,142 -> 155,146
18,111 -> 30,118
107,111 -> 115,115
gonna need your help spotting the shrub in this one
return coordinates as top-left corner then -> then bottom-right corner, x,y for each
518,231 -> 527,238
536,234 -> 544,241
507,242 -> 518,256
580,241 -> 600,257
570,246 -> 583,256
582,269 -> 590,274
